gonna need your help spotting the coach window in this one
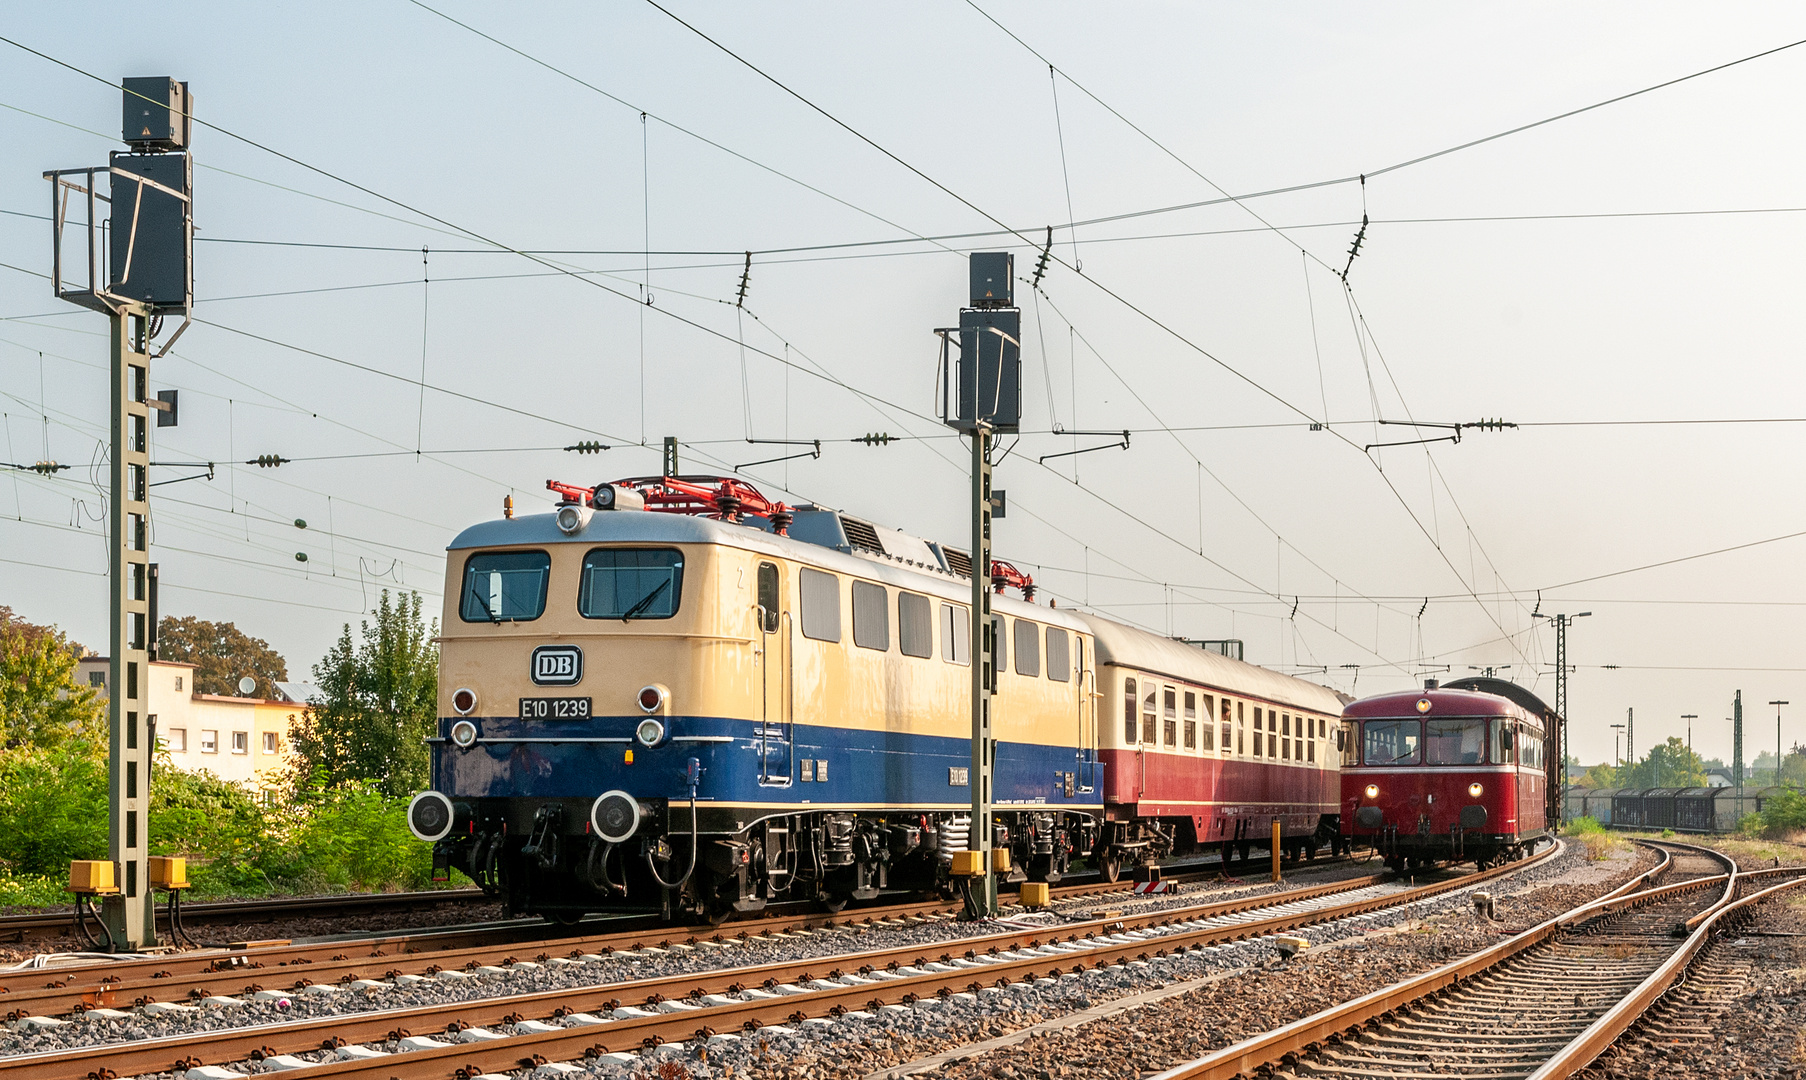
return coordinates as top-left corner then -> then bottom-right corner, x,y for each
852,581 -> 890,651
1251,707 -> 1263,757
1491,719 -> 1517,765
1046,627 -> 1071,682
580,548 -> 684,620
1235,700 -> 1245,755
799,568 -> 841,642
1184,691 -> 1200,751
1268,713 -> 1279,759
940,603 -> 970,665
1425,717 -> 1486,765
1363,719 -> 1422,766
1280,714 -> 1290,760
1142,688 -> 1158,745
1014,619 -> 1041,677
1124,678 -> 1138,743
899,592 -> 934,658
1307,720 -> 1316,763
460,549 -> 551,622
1163,688 -> 1178,747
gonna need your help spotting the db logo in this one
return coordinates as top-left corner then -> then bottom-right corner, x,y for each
530,645 -> 584,686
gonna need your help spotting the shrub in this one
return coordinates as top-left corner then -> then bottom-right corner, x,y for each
1661,828 -> 1676,839
1565,816 -> 1606,836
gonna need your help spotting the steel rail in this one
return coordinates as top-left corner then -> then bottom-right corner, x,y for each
1143,841 -> 1741,1080
0,890 -> 492,943
1527,866 -> 1806,1079
1,872 -> 1391,1019
0,849 -> 1557,1080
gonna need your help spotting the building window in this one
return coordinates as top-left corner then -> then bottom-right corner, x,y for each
231,731 -> 249,754
262,731 -> 277,754
1124,678 -> 1138,744
200,730 -> 218,754
165,727 -> 186,752
851,581 -> 890,651
175,676 -> 183,691
90,671 -> 106,687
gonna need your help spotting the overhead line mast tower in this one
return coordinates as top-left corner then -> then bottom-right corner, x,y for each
45,77 -> 194,950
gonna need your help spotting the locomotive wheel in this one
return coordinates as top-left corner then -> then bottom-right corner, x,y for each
544,911 -> 585,928
705,902 -> 735,927
1096,854 -> 1122,883
820,894 -> 849,913
1304,840 -> 1317,862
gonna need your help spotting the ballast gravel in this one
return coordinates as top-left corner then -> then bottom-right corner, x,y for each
0,840 -> 1656,1080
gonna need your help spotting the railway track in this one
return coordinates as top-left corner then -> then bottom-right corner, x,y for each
1146,841 -> 1806,1080
0,889 -> 494,944
0,845 -> 1556,1080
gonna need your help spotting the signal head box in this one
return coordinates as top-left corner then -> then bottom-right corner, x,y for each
123,77 -> 192,150
969,251 -> 1013,307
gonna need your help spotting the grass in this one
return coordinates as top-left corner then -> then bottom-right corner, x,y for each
1564,816 -> 1630,861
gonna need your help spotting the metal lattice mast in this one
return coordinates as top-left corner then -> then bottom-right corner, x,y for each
1626,706 -> 1633,765
1554,619 -> 1567,793
1733,690 -> 1744,788
969,423 -> 995,917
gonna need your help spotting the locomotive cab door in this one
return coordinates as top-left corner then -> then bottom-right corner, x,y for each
757,561 -> 793,785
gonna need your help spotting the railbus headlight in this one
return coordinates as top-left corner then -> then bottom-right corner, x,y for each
1364,784 -> 1379,799
450,720 -> 478,748
635,717 -> 667,747
1468,782 -> 1484,798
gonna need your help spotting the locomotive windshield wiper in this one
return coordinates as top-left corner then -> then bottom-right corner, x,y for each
621,579 -> 670,622
466,584 -> 501,623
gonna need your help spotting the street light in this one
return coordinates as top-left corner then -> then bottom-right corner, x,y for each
1610,723 -> 1625,768
1681,714 -> 1698,755
1771,700 -> 1789,786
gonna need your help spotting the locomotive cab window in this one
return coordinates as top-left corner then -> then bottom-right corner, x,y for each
1014,619 -> 1040,677
799,568 -> 841,642
1363,719 -> 1422,766
852,581 -> 890,651
757,562 -> 780,632
898,592 -> 933,658
579,548 -> 684,620
460,549 -> 551,622
1424,718 -> 1486,765
941,603 -> 970,665
1045,627 -> 1070,682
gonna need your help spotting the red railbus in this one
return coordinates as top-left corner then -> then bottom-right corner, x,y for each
1340,679 -> 1558,872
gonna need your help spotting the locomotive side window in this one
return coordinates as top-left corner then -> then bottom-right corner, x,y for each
852,581 -> 890,651
460,549 -> 551,623
1163,688 -> 1177,748
940,603 -> 970,665
1491,719 -> 1517,765
898,592 -> 934,658
1143,689 -> 1158,745
799,568 -> 841,642
1363,719 -> 1422,766
1014,620 -> 1041,677
757,562 -> 780,632
1424,718 -> 1486,765
579,548 -> 685,621
1045,627 -> 1070,682
1124,678 -> 1138,743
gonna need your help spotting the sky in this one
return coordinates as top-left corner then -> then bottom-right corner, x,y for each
3,2 -> 1806,770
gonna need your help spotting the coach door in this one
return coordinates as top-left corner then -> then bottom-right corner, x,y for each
757,562 -> 794,785
1077,638 -> 1098,792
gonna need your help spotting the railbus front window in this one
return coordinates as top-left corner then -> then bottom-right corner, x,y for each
461,550 -> 552,622
579,548 -> 684,620
1363,719 -> 1422,766
1424,717 -> 1487,765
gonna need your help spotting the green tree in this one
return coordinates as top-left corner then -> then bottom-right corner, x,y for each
293,591 -> 437,798
0,606 -> 104,748
156,616 -> 289,697
1577,763 -> 1622,788
1621,736 -> 1707,789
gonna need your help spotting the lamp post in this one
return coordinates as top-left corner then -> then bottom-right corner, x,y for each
1681,714 -> 1697,756
1770,700 -> 1789,786
1610,723 -> 1624,771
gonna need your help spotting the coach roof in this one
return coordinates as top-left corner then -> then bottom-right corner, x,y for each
1080,614 -> 1344,716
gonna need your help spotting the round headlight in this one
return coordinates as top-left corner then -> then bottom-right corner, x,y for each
451,687 -> 477,715
1364,784 -> 1379,799
638,685 -> 666,713
450,720 -> 478,748
1468,782 -> 1484,798
407,791 -> 455,842
555,504 -> 591,534
636,718 -> 666,747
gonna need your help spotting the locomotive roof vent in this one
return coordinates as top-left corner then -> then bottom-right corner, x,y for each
1424,678 -> 1440,690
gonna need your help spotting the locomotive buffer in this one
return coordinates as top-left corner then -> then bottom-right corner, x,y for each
938,253 -> 1021,918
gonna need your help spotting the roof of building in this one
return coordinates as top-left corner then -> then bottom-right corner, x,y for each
272,681 -> 321,705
